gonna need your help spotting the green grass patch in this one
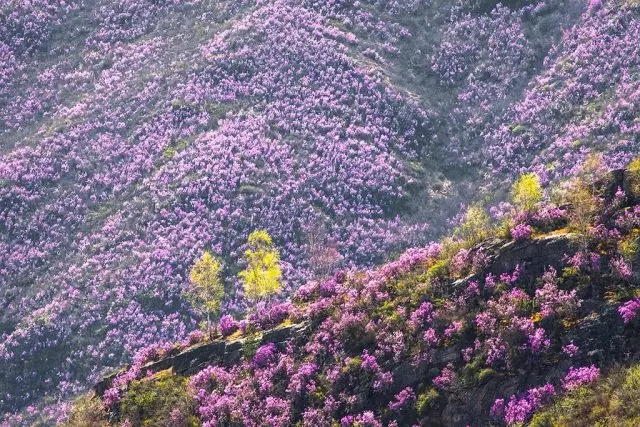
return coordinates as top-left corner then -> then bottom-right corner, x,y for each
120,371 -> 199,426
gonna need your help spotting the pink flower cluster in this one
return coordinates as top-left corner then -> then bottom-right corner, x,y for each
610,256 -> 634,280
534,268 -> 581,318
618,298 -> 640,325
432,363 -> 456,389
561,365 -> 600,391
510,223 -> 533,241
219,315 -> 240,337
388,387 -> 416,411
252,343 -> 278,368
491,384 -> 556,425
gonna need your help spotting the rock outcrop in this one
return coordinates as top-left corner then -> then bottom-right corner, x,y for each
94,321 -> 311,397
91,167 -> 640,426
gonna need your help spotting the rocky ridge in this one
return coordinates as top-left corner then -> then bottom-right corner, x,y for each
87,168 -> 640,426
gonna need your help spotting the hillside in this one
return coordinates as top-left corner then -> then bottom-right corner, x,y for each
69,166 -> 640,426
1,0 -> 640,424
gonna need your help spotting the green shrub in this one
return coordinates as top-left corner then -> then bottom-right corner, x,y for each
242,333 -> 262,360
628,156 -> 640,197
415,388 -> 440,416
497,217 -> 514,240
619,230 -> 639,261
64,395 -> 109,427
427,260 -> 449,281
455,205 -> 492,246
512,173 -> 543,214
560,177 -> 602,240
119,371 -> 199,427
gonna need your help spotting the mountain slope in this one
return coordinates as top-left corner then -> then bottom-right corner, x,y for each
1,0 -> 639,422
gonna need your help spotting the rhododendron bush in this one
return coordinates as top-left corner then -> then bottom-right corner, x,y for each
1,0 -> 640,423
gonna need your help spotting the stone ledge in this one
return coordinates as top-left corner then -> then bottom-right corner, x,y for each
94,321 -> 310,396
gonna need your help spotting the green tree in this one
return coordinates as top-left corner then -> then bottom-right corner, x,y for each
512,173 -> 543,214
562,177 -> 602,245
455,205 -> 491,246
238,230 -> 283,302
187,251 -> 224,335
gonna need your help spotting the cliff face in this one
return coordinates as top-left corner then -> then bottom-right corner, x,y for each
95,233 -> 579,394
94,321 -> 312,397
83,169 -> 640,426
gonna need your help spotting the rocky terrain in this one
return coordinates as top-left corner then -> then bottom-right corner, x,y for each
64,166 -> 640,426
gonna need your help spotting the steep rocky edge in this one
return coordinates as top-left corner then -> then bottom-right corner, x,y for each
84,168 -> 640,426
94,233 -> 579,397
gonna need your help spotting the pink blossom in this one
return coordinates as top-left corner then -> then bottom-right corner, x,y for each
510,223 -> 533,241
618,298 -> 640,324
562,365 -> 600,391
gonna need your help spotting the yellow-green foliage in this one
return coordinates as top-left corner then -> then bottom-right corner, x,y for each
455,206 -> 491,246
342,356 -> 363,374
628,156 -> 640,197
64,395 -> 108,427
497,216 -> 514,240
374,300 -> 397,319
530,364 -> 640,427
187,251 -> 224,327
415,388 -> 440,416
476,368 -> 495,383
427,259 -> 449,280
619,230 -> 639,261
562,265 -> 580,280
560,177 -> 601,238
387,267 -> 430,307
439,236 -> 466,261
512,173 -> 543,213
238,230 -> 283,301
120,372 -> 199,427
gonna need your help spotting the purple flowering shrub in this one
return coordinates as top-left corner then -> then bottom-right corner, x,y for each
252,343 -> 278,368
248,302 -> 292,330
510,223 -> 533,241
618,298 -> 640,325
219,314 -> 240,337
562,365 -> 601,391
388,387 -> 416,411
491,384 -> 556,425
534,268 -> 581,319
432,364 -> 456,390
562,342 -> 580,358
